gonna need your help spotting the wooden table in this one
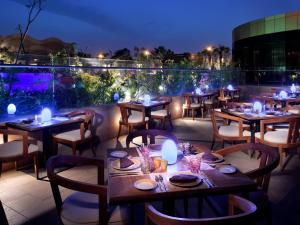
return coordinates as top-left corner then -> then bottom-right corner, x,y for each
118,100 -> 169,116
254,95 -> 300,108
220,108 -> 296,142
6,117 -> 83,159
182,91 -> 216,101
107,145 -> 256,205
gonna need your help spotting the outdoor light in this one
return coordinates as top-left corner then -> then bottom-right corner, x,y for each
125,90 -> 131,101
253,101 -> 263,113
113,92 -> 120,101
206,46 -> 213,52
279,90 -> 288,99
41,108 -> 52,123
227,84 -> 234,91
159,85 -> 165,92
195,87 -> 202,95
291,84 -> 296,93
7,103 -> 16,115
97,53 -> 104,59
143,50 -> 150,57
144,94 -> 151,105
161,139 -> 177,165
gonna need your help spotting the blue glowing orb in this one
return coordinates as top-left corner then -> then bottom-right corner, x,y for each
144,94 -> 151,105
195,87 -> 202,95
113,92 -> 120,101
253,101 -> 263,113
227,84 -> 234,91
7,103 -> 16,115
279,90 -> 288,99
290,84 -> 296,93
41,108 -> 52,122
161,139 -> 177,165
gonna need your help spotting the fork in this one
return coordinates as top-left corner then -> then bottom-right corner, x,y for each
155,175 -> 163,191
158,175 -> 167,191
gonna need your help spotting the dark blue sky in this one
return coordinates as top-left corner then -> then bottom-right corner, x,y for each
1,0 -> 300,56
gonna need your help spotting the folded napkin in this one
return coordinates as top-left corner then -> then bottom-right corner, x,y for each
169,174 -> 198,183
202,152 -> 219,162
120,157 -> 134,168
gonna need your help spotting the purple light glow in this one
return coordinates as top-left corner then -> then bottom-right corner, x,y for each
0,72 -> 53,92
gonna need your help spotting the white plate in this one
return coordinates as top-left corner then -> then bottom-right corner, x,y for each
134,179 -> 157,190
169,171 -> 202,188
111,158 -> 141,171
218,165 -> 236,174
202,153 -> 224,163
110,150 -> 128,158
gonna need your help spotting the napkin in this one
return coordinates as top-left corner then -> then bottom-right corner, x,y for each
169,174 -> 198,183
120,157 -> 134,168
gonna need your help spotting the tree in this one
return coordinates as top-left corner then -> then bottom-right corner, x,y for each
15,0 -> 44,64
213,45 -> 230,69
152,46 -> 175,64
111,48 -> 132,60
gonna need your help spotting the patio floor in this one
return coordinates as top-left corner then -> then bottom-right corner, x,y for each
0,118 -> 299,225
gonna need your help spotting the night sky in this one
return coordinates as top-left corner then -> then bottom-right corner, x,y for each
1,0 -> 300,56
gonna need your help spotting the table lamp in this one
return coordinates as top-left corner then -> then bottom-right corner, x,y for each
7,103 -> 16,115
291,84 -> 296,94
41,108 -> 52,123
161,139 -> 177,165
253,101 -> 263,114
195,87 -> 202,95
144,94 -> 151,105
227,84 -> 234,91
279,90 -> 288,99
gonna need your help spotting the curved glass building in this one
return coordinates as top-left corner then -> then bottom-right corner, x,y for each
232,11 -> 300,85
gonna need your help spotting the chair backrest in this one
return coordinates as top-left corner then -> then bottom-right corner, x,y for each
145,195 -> 256,225
68,109 -> 96,139
211,110 -> 245,138
46,155 -> 107,225
117,103 -> 146,124
260,116 -> 300,146
126,129 -> 178,148
215,143 -> 280,192
219,88 -> 225,99
0,129 -> 29,157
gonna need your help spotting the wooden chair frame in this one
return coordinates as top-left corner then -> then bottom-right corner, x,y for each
0,129 -> 40,179
117,103 -> 148,139
53,109 -> 97,156
215,143 -> 280,192
211,111 -> 250,150
256,116 -> 300,170
182,95 -> 202,120
126,129 -> 178,148
47,155 -> 108,225
145,195 -> 256,225
151,96 -> 173,129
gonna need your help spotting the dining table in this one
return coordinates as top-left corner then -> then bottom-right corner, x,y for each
5,116 -> 84,159
253,95 -> 300,108
220,107 -> 296,142
107,143 -> 257,218
182,91 -> 216,102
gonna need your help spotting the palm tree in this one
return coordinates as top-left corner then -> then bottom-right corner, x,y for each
213,45 -> 230,69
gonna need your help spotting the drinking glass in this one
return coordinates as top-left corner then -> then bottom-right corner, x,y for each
189,157 -> 201,174
160,160 -> 168,172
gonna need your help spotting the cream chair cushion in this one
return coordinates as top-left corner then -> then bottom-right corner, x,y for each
126,111 -> 148,123
151,109 -> 168,117
0,141 -> 39,158
204,99 -> 213,105
218,125 -> 250,137
61,192 -> 128,225
255,130 -> 288,144
230,121 -> 250,128
54,129 -> 91,142
288,109 -> 300,115
183,103 -> 201,109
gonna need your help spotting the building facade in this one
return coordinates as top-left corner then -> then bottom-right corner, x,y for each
232,11 -> 300,85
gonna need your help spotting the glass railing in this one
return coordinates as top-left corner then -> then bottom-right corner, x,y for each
0,64 -> 299,121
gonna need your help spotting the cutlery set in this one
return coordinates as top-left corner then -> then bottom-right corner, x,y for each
155,175 -> 167,191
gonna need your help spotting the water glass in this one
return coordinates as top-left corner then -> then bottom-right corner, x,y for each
160,160 -> 168,172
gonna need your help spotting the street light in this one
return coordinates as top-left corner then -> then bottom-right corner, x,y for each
143,50 -> 151,57
206,46 -> 213,69
98,53 -> 105,59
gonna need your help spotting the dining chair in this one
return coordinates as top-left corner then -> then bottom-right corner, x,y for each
203,94 -> 217,118
254,116 -> 300,171
47,155 -> 129,225
117,103 -> 149,140
150,96 -> 173,129
53,109 -> 97,156
218,88 -> 232,107
211,110 -> 251,150
232,88 -> 241,102
182,94 -> 202,120
213,143 -> 280,225
126,129 -> 178,148
145,195 -> 257,225
0,129 -> 41,179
